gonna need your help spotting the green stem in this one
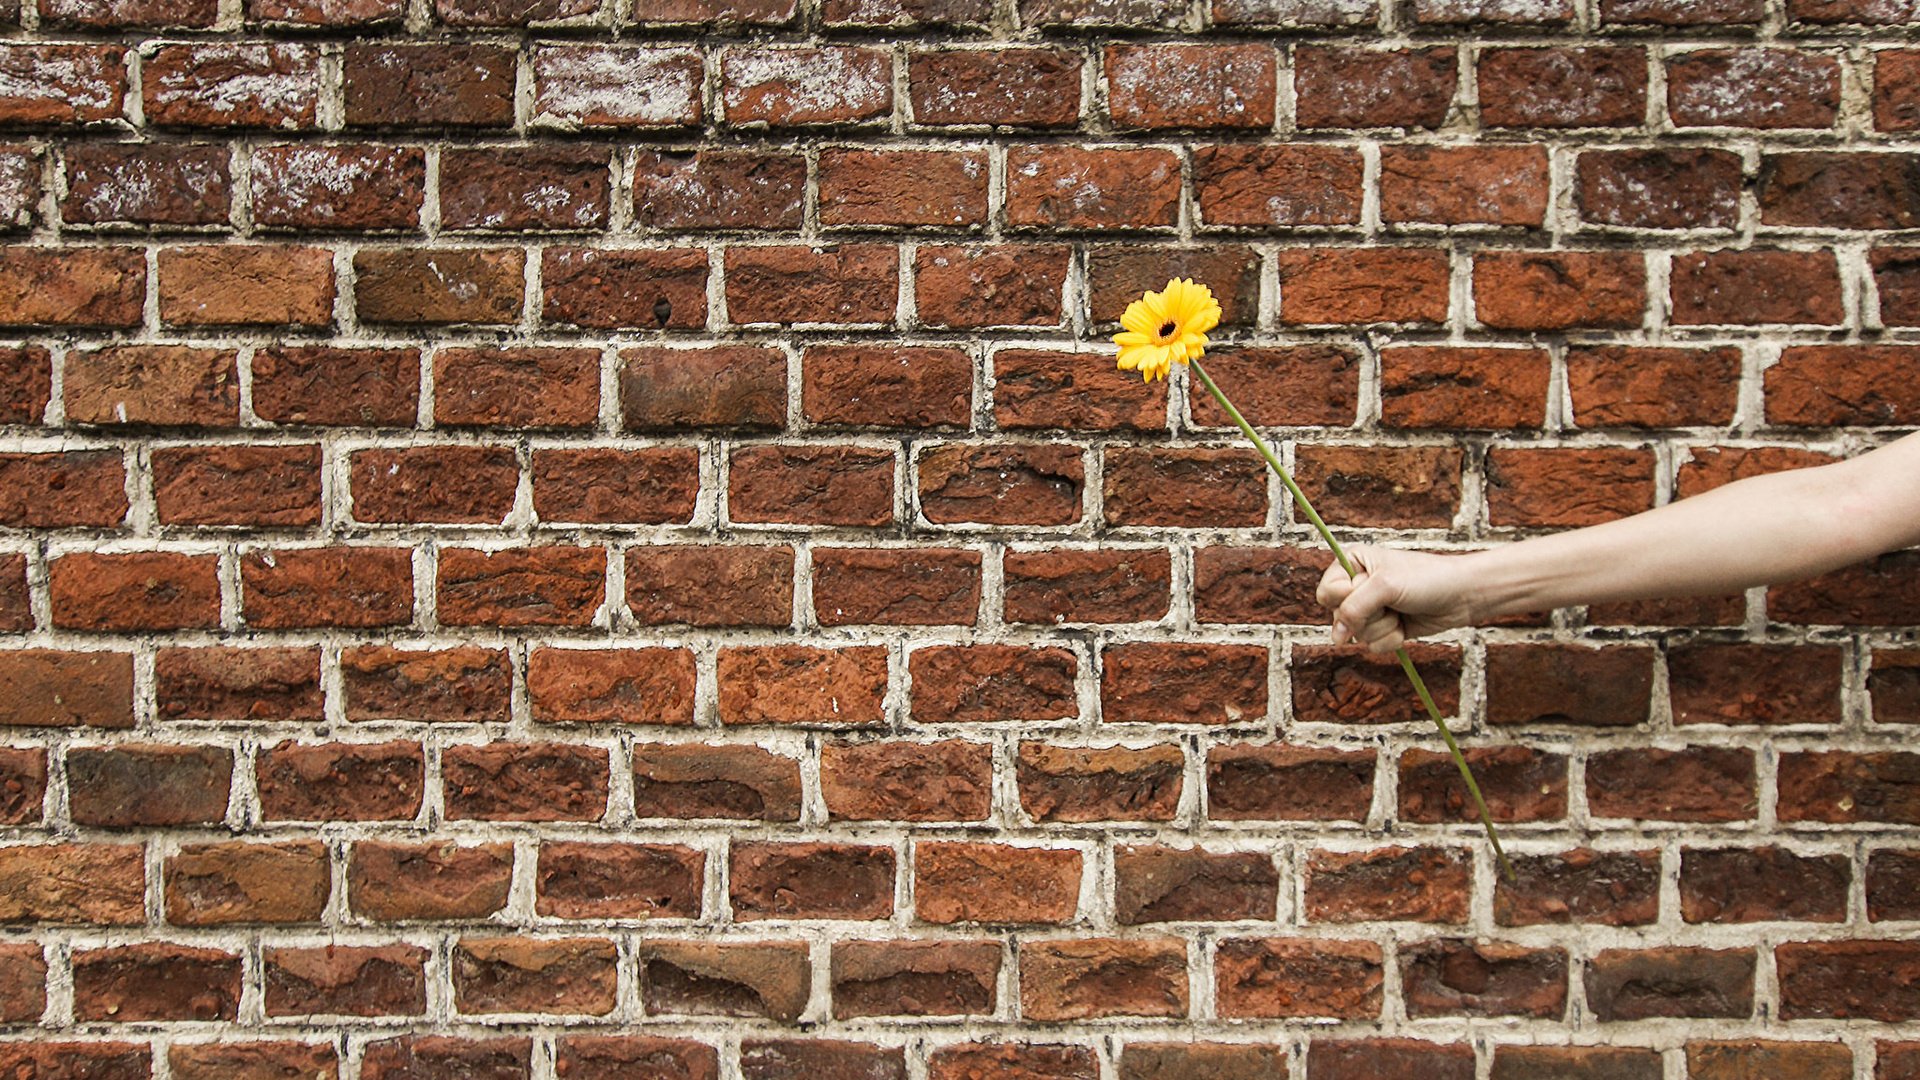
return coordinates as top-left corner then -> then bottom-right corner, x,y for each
1189,356 -> 1515,883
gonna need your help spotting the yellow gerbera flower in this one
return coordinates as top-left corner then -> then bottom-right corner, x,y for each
1113,277 -> 1222,382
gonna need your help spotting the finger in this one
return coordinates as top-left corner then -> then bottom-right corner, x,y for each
1335,569 -> 1403,637
1315,561 -> 1358,609
1364,625 -> 1406,654
1355,608 -> 1400,648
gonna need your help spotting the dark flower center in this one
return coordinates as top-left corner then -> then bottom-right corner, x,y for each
1157,321 -> 1177,337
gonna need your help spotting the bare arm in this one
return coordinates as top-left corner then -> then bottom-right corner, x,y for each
1318,431 -> 1920,652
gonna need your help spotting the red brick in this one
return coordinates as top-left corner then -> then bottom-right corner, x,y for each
252,345 -> 419,427
1485,643 -> 1653,728
0,450 -> 126,527
158,245 -> 333,328
1192,144 -> 1361,229
435,0 -> 598,24
1779,941 -> 1920,1020
812,547 -> 979,626
1278,247 -> 1449,325
1669,49 -> 1840,128
442,145 -> 608,230
742,1041 -> 904,1080
1189,347 -> 1359,430
1669,643 -> 1842,725
534,448 -> 699,525
929,1044 -> 1097,1080
825,0 -> 990,24
1588,746 -> 1755,822
1304,846 -> 1470,924
44,0 -> 215,26
632,743 -> 802,822
348,840 -> 512,921
0,843 -> 145,924
1673,249 -> 1844,325
822,739 -> 992,821
1210,0 -> 1379,23
1018,741 -> 1182,822
50,551 -> 220,631
1115,845 -> 1276,923
1296,47 -> 1456,129
820,148 -> 986,227
1006,146 -> 1179,230
1380,145 -> 1549,226
241,546 -> 413,629
1760,152 -> 1920,229
723,47 -> 892,126
1207,744 -> 1373,821
1216,938 -> 1381,1019
804,345 -> 971,428
1494,848 -> 1661,926
0,944 -> 42,1019
344,43 -> 515,128
1877,50 -> 1920,132
1600,0 -> 1763,22
532,45 -> 702,128
1021,938 -> 1187,1020
250,0 -> 406,23
163,839 -> 330,924
553,1038 -> 715,1080
0,45 -> 126,125
1491,1047 -> 1661,1080
257,740 -> 422,822
0,649 -> 134,728
1680,846 -> 1849,923
350,445 -> 518,524
526,646 -> 695,724
1193,546 -> 1326,626
993,348 -> 1167,432
834,939 -> 1001,1018
1871,850 -> 1920,921
907,47 -> 1082,127
443,742 -> 609,822
63,143 -> 227,226
1292,446 -> 1458,528
717,645 -> 888,725
265,944 -> 426,1018
543,247 -> 707,330
0,747 -> 44,823
916,244 -> 1069,328
1400,746 -> 1568,823
730,841 -> 895,920
1793,0 -> 1920,20
537,842 -> 704,919
1569,345 -> 1741,428
1876,246 -> 1920,325
1105,44 -> 1275,129
343,645 -> 510,723
916,842 -> 1081,924
1103,642 -> 1267,725
729,444 -> 894,526
639,941 -> 807,1020
1767,345 -> 1920,426
1414,0 -> 1569,20
1290,641 -> 1462,724
1474,251 -> 1646,330
435,347 -> 598,429
1685,1042 -> 1851,1080
1004,547 -> 1170,624
1305,1040 -> 1471,1080
1588,947 -> 1754,1020
627,545 -> 793,627
910,644 -> 1077,724
438,547 -> 606,628
361,1037 -> 529,1080
155,646 -> 321,722
620,345 -> 782,429
1874,649 -> 1920,725
1103,446 -> 1267,528
1577,147 -> 1742,230
726,244 -> 896,324
68,744 -> 231,826
1780,751 -> 1920,824
354,248 -> 524,324
1380,346 -> 1548,429
73,943 -> 241,1021
1019,0 -> 1184,25
633,149 -> 805,230
0,554 -> 24,633
1479,47 -> 1647,128
151,444 -> 321,527
1485,447 -> 1655,528
65,345 -> 239,428
1677,444 -> 1836,496
454,937 -> 616,1016
0,345 -> 47,423
1402,939 -> 1567,1019
144,43 -> 318,129
0,245 -> 143,327
1086,244 -> 1260,329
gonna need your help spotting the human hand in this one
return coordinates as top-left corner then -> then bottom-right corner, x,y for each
1314,545 -> 1477,653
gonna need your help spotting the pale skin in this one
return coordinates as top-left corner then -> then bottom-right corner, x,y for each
1317,430 -> 1920,653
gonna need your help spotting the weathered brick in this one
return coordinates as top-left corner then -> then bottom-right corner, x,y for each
0,45 -> 126,125
537,842 -> 704,919
1401,939 -> 1568,1018
742,1041 -> 905,1080
1577,148 -> 1743,230
361,1037 -> 530,1080
553,1038 -> 714,1080
0,747 -> 44,823
1587,947 -> 1754,1020
251,346 -> 419,427
0,450 -> 127,527
1779,941 -> 1920,1020
723,47 -> 892,127
821,739 -> 992,821
633,149 -> 805,230
152,444 -> 321,527
265,944 -> 427,1017
544,247 -> 707,330
1760,152 -> 1920,229
917,244 -> 1069,328
1668,643 -> 1843,725
0,843 -> 145,924
1478,47 -> 1647,128
1304,1040 -> 1471,1080
834,939 -> 1002,1018
1685,1042 -> 1851,1080
1007,146 -> 1180,230
164,840 -> 330,924
442,744 -> 609,823
620,345 -> 782,429
443,146 -> 608,230
1278,247 -> 1450,325
1304,846 -> 1470,924
1021,938 -> 1188,1019
1680,846 -> 1849,923
453,937 -> 617,1015
812,547 -> 980,626
1474,251 -> 1646,330
525,646 -> 695,724
1381,346 -> 1549,429
730,841 -> 895,920
250,0 -> 406,23
1400,746 -> 1568,823
1669,49 -> 1841,128
50,551 -> 221,631
1215,938 -> 1382,1018
907,47 -> 1082,127
1588,746 -> 1755,822
535,448 -> 699,526
909,644 -> 1077,723
1115,844 -> 1276,923
1293,446 -> 1459,528
916,842 -> 1081,924
1103,642 -> 1267,725
45,0 -> 216,27
256,740 -> 423,821
729,445 -> 894,526
1291,642 -> 1462,724
726,244 -> 896,325
532,45 -> 702,128
63,143 -> 227,227
1295,47 -> 1455,128
1105,44 -> 1276,129
348,840 -> 513,921
435,347 -> 598,429
344,43 -> 515,128
929,1044 -> 1097,1080
632,743 -> 802,821
0,246 -> 143,326
1207,744 -> 1374,821
156,646 -> 321,721
144,44 -> 319,128
1779,751 -> 1920,824
74,943 -> 241,1021
1485,447 -> 1655,528
158,245 -> 333,328
994,348 -> 1167,432
354,248 -> 524,324
1485,644 -> 1654,727
1491,1046 -> 1661,1080
350,446 -> 518,524
0,650 -> 134,727
1569,345 -> 1741,428
171,1043 -> 339,1080
627,545 -> 793,627
1018,741 -> 1183,822
1004,547 -> 1171,624
1877,50 -> 1920,132
241,546 -> 413,629
640,941 -> 807,1019
65,345 -> 239,427
1104,447 -> 1268,528
717,645 -> 888,725
1380,144 -> 1549,226
819,148 -> 987,227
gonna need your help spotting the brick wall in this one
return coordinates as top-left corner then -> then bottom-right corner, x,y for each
1,0 -> 1918,1076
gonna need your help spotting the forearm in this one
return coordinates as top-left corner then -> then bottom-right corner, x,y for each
1457,433 -> 1920,621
